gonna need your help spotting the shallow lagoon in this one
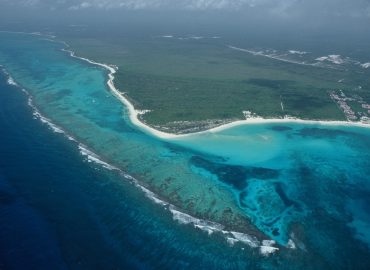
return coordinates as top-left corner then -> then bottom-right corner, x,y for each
1,32 -> 370,269
173,122 -> 370,244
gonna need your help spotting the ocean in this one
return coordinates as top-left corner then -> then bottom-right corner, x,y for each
1,31 -> 370,269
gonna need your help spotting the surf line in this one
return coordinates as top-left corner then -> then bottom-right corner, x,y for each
0,66 -> 286,256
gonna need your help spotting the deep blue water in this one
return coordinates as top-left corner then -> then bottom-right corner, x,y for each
0,72 -> 255,270
1,32 -> 370,269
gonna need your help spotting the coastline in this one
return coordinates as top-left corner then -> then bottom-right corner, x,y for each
62,43 -> 370,140
60,47 -> 179,139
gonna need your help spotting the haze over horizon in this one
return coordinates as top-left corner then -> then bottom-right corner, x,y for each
1,0 -> 370,21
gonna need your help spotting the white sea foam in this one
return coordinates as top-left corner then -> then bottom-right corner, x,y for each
31,107 -> 64,134
27,96 -> 73,137
230,231 -> 260,248
137,185 -> 169,207
286,239 -> 296,249
78,144 -> 118,171
288,50 -> 308,55
315,54 -> 362,66
1,68 -> 18,86
316,56 -> 329,61
169,205 -> 224,235
138,183 -> 280,254
169,205 -> 279,254
2,68 -> 79,143
7,76 -> 17,86
316,55 -> 345,65
226,237 -> 239,246
361,62 -> 370,69
134,181 -> 276,253
260,240 -> 279,256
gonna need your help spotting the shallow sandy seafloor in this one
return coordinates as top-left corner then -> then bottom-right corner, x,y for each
1,32 -> 370,268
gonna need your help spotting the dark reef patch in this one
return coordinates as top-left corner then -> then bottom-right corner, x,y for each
274,182 -> 295,207
190,156 -> 280,190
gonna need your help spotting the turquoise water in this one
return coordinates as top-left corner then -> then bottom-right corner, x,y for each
173,123 -> 370,245
1,32 -> 370,269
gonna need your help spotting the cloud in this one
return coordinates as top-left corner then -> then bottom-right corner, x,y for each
65,0 -> 258,11
20,0 -> 41,6
0,0 -> 309,11
69,1 -> 92,10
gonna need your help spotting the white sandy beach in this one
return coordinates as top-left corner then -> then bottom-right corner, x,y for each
52,37 -> 369,140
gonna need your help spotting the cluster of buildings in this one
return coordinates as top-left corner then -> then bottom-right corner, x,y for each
329,90 -> 358,121
242,110 -> 259,119
329,90 -> 370,124
355,95 -> 370,122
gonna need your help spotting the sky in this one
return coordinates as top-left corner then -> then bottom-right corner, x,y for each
1,0 -> 370,19
1,0 -> 370,41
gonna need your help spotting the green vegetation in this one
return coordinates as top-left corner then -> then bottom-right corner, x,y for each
61,35 -> 370,131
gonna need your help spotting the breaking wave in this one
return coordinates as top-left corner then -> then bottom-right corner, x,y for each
1,54 -> 293,257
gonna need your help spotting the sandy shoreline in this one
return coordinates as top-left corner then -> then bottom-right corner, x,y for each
63,45 -> 370,139
61,47 -> 180,139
